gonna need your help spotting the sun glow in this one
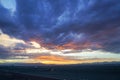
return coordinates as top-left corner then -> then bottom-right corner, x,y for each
32,55 -> 119,65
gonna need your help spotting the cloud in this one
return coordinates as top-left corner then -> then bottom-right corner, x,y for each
33,55 -> 120,65
0,0 -> 120,53
0,46 -> 10,59
0,30 -> 25,47
0,31 -> 47,59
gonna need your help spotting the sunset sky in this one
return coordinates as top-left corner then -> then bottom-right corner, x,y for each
0,0 -> 120,65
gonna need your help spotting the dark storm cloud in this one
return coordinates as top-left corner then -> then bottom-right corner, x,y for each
0,0 -> 120,53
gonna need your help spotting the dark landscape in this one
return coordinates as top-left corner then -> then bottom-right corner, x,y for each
0,63 -> 120,80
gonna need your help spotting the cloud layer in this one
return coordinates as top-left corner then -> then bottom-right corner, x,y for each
0,0 -> 120,54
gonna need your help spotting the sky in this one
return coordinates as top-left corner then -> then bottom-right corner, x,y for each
0,0 -> 120,65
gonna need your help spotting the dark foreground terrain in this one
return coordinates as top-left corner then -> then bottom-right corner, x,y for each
0,70 -> 59,80
0,63 -> 120,80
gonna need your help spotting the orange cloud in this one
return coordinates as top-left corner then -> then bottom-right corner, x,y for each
32,55 -> 119,65
53,41 -> 102,50
34,55 -> 80,65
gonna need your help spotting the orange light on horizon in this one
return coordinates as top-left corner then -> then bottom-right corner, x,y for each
32,55 -> 119,65
34,55 -> 81,65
